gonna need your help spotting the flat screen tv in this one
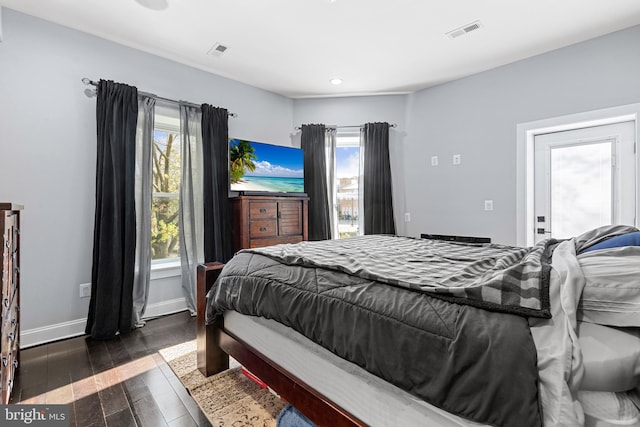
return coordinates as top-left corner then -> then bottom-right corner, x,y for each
229,138 -> 305,194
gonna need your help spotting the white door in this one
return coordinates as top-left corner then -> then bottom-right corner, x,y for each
533,121 -> 635,243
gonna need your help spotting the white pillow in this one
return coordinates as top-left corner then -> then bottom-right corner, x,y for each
578,322 -> 640,392
577,247 -> 640,327
578,390 -> 640,427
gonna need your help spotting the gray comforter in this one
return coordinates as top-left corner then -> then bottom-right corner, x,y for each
206,236 -> 546,427
238,235 -> 554,318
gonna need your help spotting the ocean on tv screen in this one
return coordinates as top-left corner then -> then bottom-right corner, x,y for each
232,175 -> 304,193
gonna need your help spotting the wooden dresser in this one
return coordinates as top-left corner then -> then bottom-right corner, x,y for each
0,203 -> 21,404
231,195 -> 308,250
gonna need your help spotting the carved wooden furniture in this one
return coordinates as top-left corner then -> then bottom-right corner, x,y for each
1,202 -> 22,404
231,195 -> 308,250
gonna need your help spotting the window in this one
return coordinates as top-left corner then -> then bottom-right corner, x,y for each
151,110 -> 181,264
335,131 -> 362,238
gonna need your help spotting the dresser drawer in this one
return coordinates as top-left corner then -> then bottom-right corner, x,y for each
249,202 -> 277,219
249,235 -> 303,248
1,286 -> 16,321
249,220 -> 278,238
1,349 -> 17,403
2,213 -> 16,302
2,297 -> 18,351
1,253 -> 11,303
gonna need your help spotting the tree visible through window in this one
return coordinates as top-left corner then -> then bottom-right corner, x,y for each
152,128 -> 181,261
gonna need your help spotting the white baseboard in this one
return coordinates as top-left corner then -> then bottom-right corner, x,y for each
21,318 -> 87,349
20,297 -> 189,348
143,297 -> 189,319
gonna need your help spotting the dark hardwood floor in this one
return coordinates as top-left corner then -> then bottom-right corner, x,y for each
11,311 -> 212,427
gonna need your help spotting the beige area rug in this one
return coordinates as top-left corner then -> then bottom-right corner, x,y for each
159,341 -> 286,427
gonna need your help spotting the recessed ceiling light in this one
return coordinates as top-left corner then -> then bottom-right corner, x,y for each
330,78 -> 343,85
134,0 -> 169,11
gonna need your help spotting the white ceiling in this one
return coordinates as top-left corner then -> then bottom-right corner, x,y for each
2,0 -> 640,98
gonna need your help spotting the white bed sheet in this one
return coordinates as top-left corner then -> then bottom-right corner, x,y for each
224,310 -> 486,427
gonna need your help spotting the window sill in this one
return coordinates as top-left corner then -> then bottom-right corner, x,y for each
151,260 -> 181,280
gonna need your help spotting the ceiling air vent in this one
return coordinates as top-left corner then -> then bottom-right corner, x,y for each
207,43 -> 229,57
446,20 -> 483,39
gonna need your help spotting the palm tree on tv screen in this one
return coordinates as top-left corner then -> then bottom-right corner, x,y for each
230,139 -> 257,183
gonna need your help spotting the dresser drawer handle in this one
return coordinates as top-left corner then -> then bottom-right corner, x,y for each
4,241 -> 9,249
3,298 -> 8,308
12,360 -> 18,369
7,380 -> 12,389
2,357 -> 7,367
11,318 -> 17,326
259,227 -> 267,232
7,332 -> 14,341
259,208 -> 267,213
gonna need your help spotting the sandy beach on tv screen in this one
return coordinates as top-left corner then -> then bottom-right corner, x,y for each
231,179 -> 272,192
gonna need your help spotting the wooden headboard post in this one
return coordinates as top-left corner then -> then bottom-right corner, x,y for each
196,262 -> 226,377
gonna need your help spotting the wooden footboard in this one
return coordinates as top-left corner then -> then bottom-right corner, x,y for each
196,262 -> 364,427
196,262 -> 227,376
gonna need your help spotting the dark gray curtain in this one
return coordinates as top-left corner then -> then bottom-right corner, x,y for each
86,80 -> 138,339
301,124 -> 331,240
363,122 -> 396,235
201,104 -> 234,262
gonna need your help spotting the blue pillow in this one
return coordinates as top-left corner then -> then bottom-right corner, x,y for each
582,231 -> 640,253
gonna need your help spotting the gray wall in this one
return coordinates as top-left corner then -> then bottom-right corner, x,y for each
0,9 -> 293,343
293,95 -> 409,235
403,25 -> 640,244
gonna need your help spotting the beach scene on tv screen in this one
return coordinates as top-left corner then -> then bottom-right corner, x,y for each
229,139 -> 304,193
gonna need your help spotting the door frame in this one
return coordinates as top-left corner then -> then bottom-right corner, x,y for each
516,103 -> 640,247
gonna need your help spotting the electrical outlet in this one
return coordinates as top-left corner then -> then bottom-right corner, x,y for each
431,156 -> 438,166
452,154 -> 461,165
484,200 -> 494,211
404,212 -> 411,222
79,283 -> 91,298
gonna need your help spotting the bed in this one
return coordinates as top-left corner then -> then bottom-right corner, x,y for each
196,225 -> 640,427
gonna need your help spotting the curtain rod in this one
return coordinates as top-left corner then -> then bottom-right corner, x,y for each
81,78 -> 238,118
294,123 -> 397,131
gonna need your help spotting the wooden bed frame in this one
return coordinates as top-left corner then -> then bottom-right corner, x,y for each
196,262 -> 364,427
